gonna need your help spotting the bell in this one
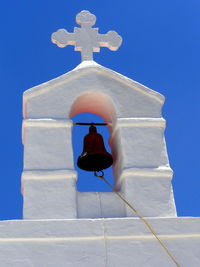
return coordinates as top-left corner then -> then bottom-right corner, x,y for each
77,125 -> 113,171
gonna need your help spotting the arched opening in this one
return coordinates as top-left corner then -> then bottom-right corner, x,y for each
69,92 -> 117,192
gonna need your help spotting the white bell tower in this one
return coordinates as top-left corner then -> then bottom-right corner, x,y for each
22,10 -> 176,220
0,10 -> 200,267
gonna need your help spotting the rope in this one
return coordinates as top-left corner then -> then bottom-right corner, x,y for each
94,171 -> 180,267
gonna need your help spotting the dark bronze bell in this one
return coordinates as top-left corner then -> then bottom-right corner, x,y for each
77,125 -> 113,171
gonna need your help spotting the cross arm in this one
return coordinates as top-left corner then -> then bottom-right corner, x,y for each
51,29 -> 76,48
98,31 -> 122,51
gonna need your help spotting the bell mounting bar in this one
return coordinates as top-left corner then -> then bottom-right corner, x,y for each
73,122 -> 111,126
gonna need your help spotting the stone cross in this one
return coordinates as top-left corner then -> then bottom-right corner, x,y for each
51,10 -> 122,61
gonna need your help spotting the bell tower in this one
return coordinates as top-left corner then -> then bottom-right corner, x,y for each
22,10 -> 176,220
0,10 -> 200,267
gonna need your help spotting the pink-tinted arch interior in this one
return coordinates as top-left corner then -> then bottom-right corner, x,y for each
69,92 -> 117,124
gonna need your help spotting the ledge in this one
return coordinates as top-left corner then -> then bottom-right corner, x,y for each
22,169 -> 77,181
23,119 -> 73,128
117,118 -> 166,128
0,217 -> 199,266
0,217 -> 199,239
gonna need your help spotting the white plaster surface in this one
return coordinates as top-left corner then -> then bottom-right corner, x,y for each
115,118 -> 169,168
77,192 -> 125,218
119,168 -> 176,217
23,62 -> 164,119
23,119 -> 74,170
0,217 -> 199,266
22,170 -> 77,219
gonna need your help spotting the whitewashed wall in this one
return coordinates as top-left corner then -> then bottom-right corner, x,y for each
22,62 -> 176,219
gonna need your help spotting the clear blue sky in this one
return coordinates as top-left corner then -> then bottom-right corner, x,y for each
0,0 -> 200,219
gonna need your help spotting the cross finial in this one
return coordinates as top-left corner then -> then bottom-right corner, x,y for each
51,10 -> 122,62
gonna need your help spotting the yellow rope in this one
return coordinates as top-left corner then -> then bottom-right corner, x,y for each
94,172 -> 180,267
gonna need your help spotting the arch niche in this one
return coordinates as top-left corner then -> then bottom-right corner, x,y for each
69,92 -> 119,190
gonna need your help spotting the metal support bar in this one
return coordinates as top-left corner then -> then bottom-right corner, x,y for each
73,122 -> 111,126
